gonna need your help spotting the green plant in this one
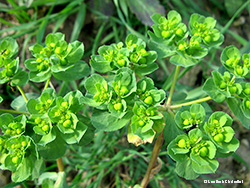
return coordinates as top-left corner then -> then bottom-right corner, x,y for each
0,8 -> 249,188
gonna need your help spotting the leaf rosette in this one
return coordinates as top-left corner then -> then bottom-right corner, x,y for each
221,46 -> 250,78
0,114 -> 26,137
204,112 -> 239,154
130,102 -> 164,141
47,91 -> 87,144
25,32 -> 88,82
189,14 -> 224,47
175,104 -> 206,130
167,128 -> 218,179
149,11 -> 187,46
149,12 -> 215,67
90,34 -> 158,76
83,74 -> 113,108
136,77 -> 165,106
27,88 -> 56,116
0,38 -> 28,86
212,71 -> 242,97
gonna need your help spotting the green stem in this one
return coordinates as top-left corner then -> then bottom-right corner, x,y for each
233,94 -> 244,99
17,86 -> 28,103
44,77 -> 51,90
170,96 -> 212,109
140,131 -> 164,188
56,158 -> 64,172
58,81 -> 69,96
0,108 -> 29,115
230,75 -> 236,84
166,65 -> 181,106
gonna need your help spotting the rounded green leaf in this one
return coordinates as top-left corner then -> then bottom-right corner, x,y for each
53,60 -> 89,81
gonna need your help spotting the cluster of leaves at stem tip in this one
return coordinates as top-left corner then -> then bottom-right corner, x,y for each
0,34 -> 93,183
0,9 -> 248,184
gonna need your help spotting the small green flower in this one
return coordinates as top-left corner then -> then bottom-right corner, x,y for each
177,139 -> 186,148
144,96 -> 153,105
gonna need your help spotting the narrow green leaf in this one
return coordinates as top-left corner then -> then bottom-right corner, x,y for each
70,3 -> 86,42
127,0 -> 165,26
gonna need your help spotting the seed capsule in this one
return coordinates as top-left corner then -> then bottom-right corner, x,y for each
12,156 -> 19,164
117,59 -> 126,67
42,125 -> 50,132
114,103 -> 122,111
204,35 -> 212,43
212,119 -> 218,124
61,102 -> 69,108
144,96 -> 153,105
11,144 -> 15,149
132,44 -> 137,48
176,28 -> 184,36
245,100 -> 250,109
146,109 -> 155,116
55,47 -> 63,54
60,58 -> 67,66
161,31 -> 171,39
65,114 -> 71,119
130,53 -> 138,63
183,119 -> 189,126
236,67 -> 244,76
47,99 -> 52,104
244,88 -> 250,95
219,81 -> 227,89
21,141 -> 27,148
63,120 -> 72,128
177,139 -> 186,148
5,129 -> 11,135
140,49 -> 147,55
138,120 -> 145,127
214,133 -> 224,142
54,111 -> 61,117
226,58 -> 233,66
35,117 -> 42,124
16,128 -> 22,134
199,147 -> 208,157
229,86 -> 237,94
178,43 -> 185,51
50,43 -> 55,48
120,86 -> 129,95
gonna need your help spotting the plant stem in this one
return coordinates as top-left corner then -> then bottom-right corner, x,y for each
58,81 -> 69,96
230,75 -> 236,84
44,77 -> 51,90
166,65 -> 181,106
17,86 -> 28,103
56,158 -> 64,172
0,108 -> 29,115
140,131 -> 164,188
140,65 -> 181,187
170,96 -> 212,109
